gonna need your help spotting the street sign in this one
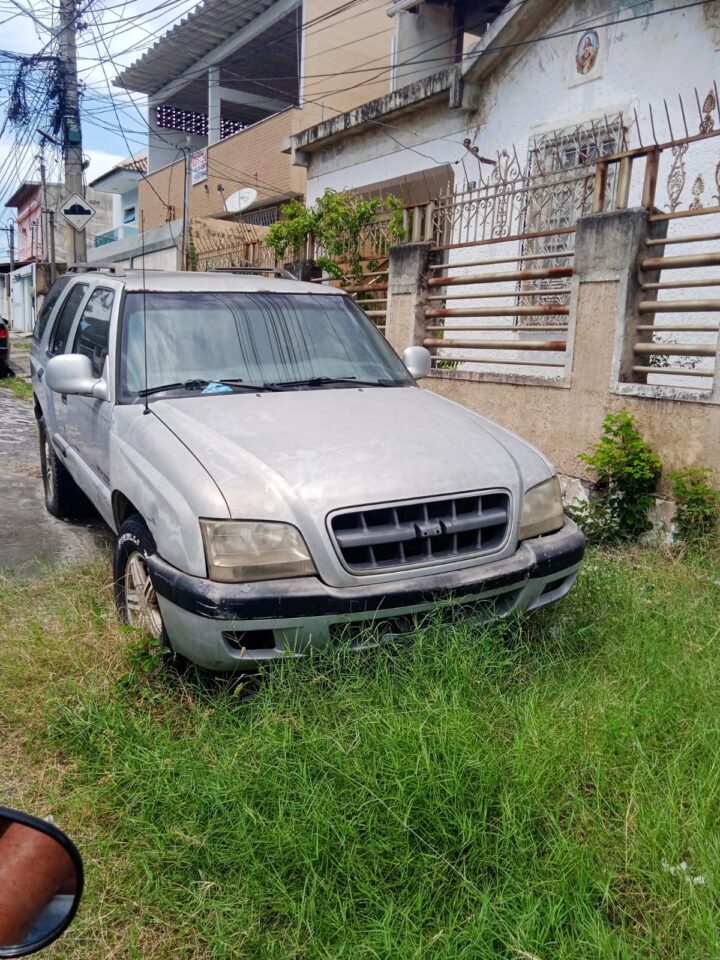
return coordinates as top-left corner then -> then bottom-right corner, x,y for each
59,193 -> 96,232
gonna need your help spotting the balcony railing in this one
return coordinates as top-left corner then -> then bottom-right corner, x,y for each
94,225 -> 138,247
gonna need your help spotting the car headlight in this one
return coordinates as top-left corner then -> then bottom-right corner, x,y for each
519,476 -> 565,540
200,520 -> 316,583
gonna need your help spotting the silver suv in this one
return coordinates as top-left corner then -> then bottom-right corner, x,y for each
30,267 -> 585,671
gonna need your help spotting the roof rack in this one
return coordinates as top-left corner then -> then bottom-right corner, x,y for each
67,262 -> 126,276
207,266 -> 296,281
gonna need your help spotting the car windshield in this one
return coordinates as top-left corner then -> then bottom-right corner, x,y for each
119,291 -> 412,400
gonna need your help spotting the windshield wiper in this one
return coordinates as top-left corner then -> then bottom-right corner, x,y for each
137,379 -> 209,397
264,376 -> 397,390
137,378 -> 280,398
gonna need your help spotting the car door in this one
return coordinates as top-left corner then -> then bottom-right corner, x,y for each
40,282 -> 90,448
63,284 -> 117,523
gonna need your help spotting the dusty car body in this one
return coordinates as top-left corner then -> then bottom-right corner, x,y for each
30,267 -> 584,671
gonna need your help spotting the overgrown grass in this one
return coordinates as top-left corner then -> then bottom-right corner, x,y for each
1,549 -> 719,959
1,376 -> 33,401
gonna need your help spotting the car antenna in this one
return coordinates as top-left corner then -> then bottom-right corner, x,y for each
141,211 -> 149,415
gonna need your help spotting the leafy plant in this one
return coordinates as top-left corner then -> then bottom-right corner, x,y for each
669,467 -> 720,547
266,188 -> 405,282
569,410 -> 661,543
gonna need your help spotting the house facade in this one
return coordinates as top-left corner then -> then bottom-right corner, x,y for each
5,181 -> 112,331
90,0 -> 489,265
89,155 -> 147,250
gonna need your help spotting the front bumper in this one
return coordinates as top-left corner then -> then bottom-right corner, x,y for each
148,520 -> 585,671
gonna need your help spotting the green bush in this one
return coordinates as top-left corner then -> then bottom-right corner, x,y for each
266,188 -> 405,282
569,411 -> 661,543
669,467 -> 720,546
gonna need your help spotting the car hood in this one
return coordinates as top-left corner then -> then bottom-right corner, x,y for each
151,386 -> 541,523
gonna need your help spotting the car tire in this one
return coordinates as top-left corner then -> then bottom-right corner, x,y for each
38,417 -> 90,519
114,515 -> 167,644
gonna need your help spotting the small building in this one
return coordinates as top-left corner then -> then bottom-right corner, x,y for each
89,155 -> 147,250
4,181 -> 113,331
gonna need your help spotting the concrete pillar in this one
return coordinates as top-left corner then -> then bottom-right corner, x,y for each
386,242 -> 434,354
208,66 -> 221,146
571,208 -> 667,390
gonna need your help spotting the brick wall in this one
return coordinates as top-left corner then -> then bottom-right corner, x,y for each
138,110 -> 304,231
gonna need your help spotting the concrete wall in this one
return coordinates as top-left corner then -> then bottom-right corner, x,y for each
386,210 -> 720,494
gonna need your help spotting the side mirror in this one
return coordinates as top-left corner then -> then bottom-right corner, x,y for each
44,354 -> 108,399
401,345 -> 432,380
0,807 -> 83,956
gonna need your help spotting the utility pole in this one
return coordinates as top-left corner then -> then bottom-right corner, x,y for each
37,130 -> 59,283
37,145 -> 49,260
182,137 -> 191,270
7,223 -> 14,330
59,0 -> 86,262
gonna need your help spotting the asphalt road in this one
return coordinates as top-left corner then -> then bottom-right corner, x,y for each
0,349 -> 111,578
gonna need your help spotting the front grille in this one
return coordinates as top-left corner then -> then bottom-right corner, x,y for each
330,491 -> 510,573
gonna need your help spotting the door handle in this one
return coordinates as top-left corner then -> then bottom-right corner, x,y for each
38,368 -> 44,380
61,394 -> 67,404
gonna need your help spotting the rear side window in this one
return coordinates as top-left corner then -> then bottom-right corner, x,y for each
72,287 -> 114,377
33,276 -> 72,343
48,283 -> 88,356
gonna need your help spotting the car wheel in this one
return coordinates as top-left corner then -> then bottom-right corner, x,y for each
114,515 -> 166,642
38,417 -> 89,519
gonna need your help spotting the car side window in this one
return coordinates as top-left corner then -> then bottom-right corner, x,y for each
72,287 -> 115,378
33,276 -> 72,343
48,283 -> 88,357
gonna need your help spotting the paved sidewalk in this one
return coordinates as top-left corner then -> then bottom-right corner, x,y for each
0,387 -> 112,577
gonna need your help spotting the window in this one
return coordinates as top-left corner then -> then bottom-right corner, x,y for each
72,287 -> 114,377
518,115 -> 626,322
123,206 -> 136,225
48,283 -> 88,356
33,276 -> 72,343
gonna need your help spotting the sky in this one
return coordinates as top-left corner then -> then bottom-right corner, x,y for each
0,0 -> 199,210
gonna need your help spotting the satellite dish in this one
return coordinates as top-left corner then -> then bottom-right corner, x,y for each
225,187 -> 258,213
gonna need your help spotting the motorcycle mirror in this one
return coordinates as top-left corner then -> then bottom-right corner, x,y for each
0,807 -> 83,957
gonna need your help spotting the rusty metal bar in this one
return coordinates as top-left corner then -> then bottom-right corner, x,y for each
433,225 -> 575,253
642,279 -> 720,290
426,325 -> 569,332
631,365 -> 713,378
424,338 -> 567,351
428,265 -> 574,287
636,324 -> 720,332
646,232 -> 720,246
641,147 -> 660,208
431,356 -> 566,368
638,299 -> 720,312
649,204 -> 720,222
426,288 -> 573,301
633,342 -> 717,357
615,155 -> 633,210
640,252 -> 720,271
592,160 -> 608,213
430,251 -> 575,270
425,305 -> 569,318
344,283 -> 389,293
